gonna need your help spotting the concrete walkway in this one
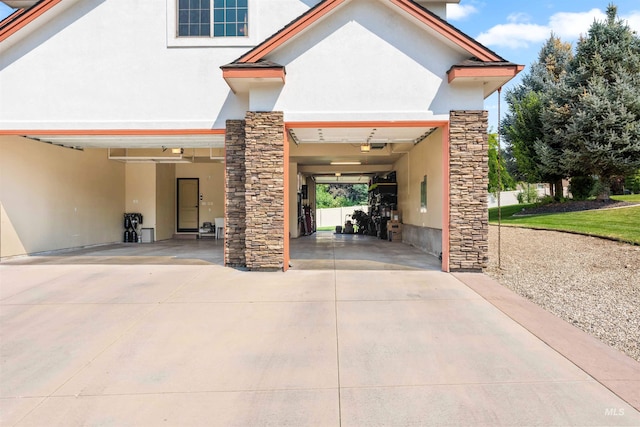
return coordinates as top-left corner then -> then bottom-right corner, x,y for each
1,238 -> 639,426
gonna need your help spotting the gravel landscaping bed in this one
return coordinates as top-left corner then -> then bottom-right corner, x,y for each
486,225 -> 640,362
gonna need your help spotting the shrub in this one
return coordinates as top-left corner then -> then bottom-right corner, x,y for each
625,170 -> 640,194
569,176 -> 595,200
538,195 -> 556,205
516,184 -> 538,204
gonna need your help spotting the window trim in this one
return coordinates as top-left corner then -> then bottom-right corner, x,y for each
166,0 -> 258,48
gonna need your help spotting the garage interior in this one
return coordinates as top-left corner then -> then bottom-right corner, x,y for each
1,122 -> 444,270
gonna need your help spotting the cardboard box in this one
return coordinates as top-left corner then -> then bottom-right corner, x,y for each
391,210 -> 402,221
387,222 -> 403,232
388,231 -> 403,242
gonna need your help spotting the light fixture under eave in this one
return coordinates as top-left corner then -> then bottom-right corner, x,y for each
108,148 -> 192,163
171,148 -> 184,154
360,143 -> 371,153
330,161 -> 361,165
335,172 -> 342,177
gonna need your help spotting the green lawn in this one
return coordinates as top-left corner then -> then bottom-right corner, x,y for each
612,194 -> 640,203
489,200 -> 640,245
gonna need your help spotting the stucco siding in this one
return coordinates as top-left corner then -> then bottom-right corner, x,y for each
0,0 -> 314,130
0,136 -> 125,257
266,0 -> 485,121
155,163 -> 176,241
394,128 -> 443,230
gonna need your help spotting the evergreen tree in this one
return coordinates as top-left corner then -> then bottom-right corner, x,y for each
488,133 -> 516,194
502,35 -> 573,197
543,5 -> 640,200
503,144 -> 525,183
506,91 -> 544,183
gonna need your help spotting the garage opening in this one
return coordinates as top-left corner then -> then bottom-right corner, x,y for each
312,182 -> 368,234
287,122 -> 446,271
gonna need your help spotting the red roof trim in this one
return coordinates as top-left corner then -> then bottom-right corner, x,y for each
0,129 -> 226,136
389,0 -> 502,62
0,0 -> 61,43
222,68 -> 286,81
239,0 -> 346,63
236,0 -> 503,64
0,8 -> 27,29
447,65 -> 525,83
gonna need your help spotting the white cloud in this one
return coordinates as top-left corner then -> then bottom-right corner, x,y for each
447,4 -> 479,21
507,13 -> 532,24
476,23 -> 550,49
622,11 -> 640,34
477,8 -> 640,49
548,8 -> 606,39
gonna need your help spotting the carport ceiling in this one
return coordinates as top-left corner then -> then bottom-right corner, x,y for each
289,125 -> 437,179
25,126 -> 436,150
288,126 -> 435,144
24,134 -> 226,150
24,125 -> 437,171
314,175 -> 371,184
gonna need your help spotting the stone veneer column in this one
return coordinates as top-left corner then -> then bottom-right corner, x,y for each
244,111 -> 285,271
449,110 -> 489,271
225,119 -> 246,267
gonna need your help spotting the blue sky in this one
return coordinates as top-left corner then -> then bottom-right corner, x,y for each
1,0 -> 639,129
446,0 -> 640,130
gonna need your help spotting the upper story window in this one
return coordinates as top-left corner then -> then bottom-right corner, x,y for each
178,0 -> 248,38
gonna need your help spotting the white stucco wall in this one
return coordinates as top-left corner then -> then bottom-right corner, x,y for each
0,0 -> 315,130
1,0 -> 485,129
258,0 -> 485,121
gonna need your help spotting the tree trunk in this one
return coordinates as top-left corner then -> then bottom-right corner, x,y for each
596,176 -> 611,201
548,182 -> 555,198
554,179 -> 564,199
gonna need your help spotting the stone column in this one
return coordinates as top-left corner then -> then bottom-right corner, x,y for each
225,119 -> 246,267
244,111 -> 285,271
449,110 -> 489,271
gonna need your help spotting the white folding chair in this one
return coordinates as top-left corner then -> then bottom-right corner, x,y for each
214,217 -> 224,240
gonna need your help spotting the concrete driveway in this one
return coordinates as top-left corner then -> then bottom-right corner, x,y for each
1,240 -> 639,425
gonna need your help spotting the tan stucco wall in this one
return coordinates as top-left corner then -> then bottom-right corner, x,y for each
125,163 -> 156,236
155,163 -> 176,241
394,128 -> 443,229
289,163 -> 299,238
175,163 -> 225,227
0,136 -> 124,257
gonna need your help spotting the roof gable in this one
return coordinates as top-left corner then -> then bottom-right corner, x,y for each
234,0 -> 504,64
0,0 -> 60,43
